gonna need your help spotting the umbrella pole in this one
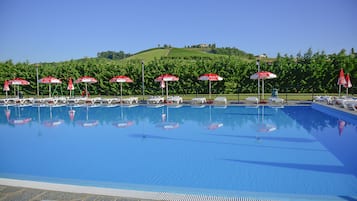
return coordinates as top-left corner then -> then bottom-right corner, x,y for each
258,78 -> 260,101
120,82 -> 123,103
85,83 -> 88,98
49,84 -> 51,98
338,84 -> 341,97
166,81 -> 168,100
209,80 -> 211,99
262,79 -> 264,100
346,87 -> 348,97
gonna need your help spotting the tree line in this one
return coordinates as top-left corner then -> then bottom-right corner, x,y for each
0,48 -> 356,97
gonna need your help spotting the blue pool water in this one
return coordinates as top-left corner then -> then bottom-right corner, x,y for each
0,104 -> 356,198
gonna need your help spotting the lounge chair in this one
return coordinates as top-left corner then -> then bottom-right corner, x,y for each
14,97 -> 33,105
147,96 -> 164,104
191,97 -> 206,104
213,96 -> 227,105
268,97 -> 284,104
67,97 -> 87,105
85,97 -> 102,105
313,96 -> 333,104
334,97 -> 354,107
245,97 -> 259,104
342,100 -> 357,110
0,98 -> 10,105
121,97 -> 139,104
167,96 -> 183,104
101,98 -> 119,104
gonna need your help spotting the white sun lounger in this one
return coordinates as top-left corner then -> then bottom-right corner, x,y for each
101,98 -> 119,104
191,97 -> 206,104
67,97 -> 87,104
245,97 -> 259,104
268,97 -> 285,104
214,96 -> 227,105
342,100 -> 357,110
346,102 -> 357,111
0,98 -> 10,104
84,97 -> 102,104
121,97 -> 139,104
147,96 -> 164,104
167,96 -> 183,104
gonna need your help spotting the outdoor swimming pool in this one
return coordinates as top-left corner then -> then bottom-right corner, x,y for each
0,104 -> 356,200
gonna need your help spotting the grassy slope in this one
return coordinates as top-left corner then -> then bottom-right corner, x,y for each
124,47 -> 226,63
167,48 -> 220,57
124,48 -> 170,63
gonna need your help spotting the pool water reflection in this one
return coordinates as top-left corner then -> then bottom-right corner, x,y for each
0,105 -> 356,198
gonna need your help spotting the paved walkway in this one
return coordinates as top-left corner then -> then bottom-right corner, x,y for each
0,185 -> 153,201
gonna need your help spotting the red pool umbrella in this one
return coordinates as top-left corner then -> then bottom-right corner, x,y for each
8,78 -> 30,85
42,106 -> 64,127
250,71 -> 277,101
344,73 -> 352,96
75,76 -> 97,98
156,108 -> 179,130
337,68 -> 346,97
3,80 -> 10,98
4,108 -> 10,120
76,106 -> 98,127
39,76 -> 62,97
67,78 -> 74,97
155,74 -> 179,99
109,75 -> 133,100
338,120 -> 346,136
68,109 -> 75,121
8,78 -> 30,98
198,73 -> 223,99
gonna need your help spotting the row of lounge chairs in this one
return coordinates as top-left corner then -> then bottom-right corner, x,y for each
0,97 -> 139,105
0,95 -> 288,106
313,95 -> 357,111
244,96 -> 285,104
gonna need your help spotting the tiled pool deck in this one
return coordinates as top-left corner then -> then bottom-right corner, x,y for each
1,101 -> 356,201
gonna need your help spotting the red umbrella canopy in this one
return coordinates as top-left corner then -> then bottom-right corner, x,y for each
198,73 -> 223,81
39,76 -> 62,84
3,80 -> 10,91
337,68 -> 347,85
155,74 -> 179,82
67,78 -> 74,90
75,76 -> 97,98
250,71 -> 277,80
75,76 -> 98,83
8,78 -> 30,85
344,73 -> 352,88
39,76 -> 62,97
109,75 -> 133,83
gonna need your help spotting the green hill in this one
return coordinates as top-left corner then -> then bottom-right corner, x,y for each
125,47 -> 232,63
98,46 -> 260,64
124,48 -> 170,63
167,48 -> 219,57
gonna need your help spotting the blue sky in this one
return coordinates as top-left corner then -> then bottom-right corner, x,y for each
0,0 -> 356,63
